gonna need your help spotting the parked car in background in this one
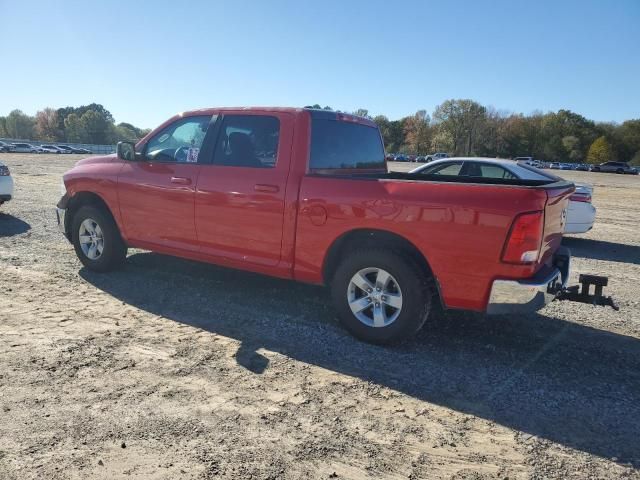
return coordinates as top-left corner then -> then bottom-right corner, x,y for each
592,161 -> 638,174
425,152 -> 448,162
40,145 -> 65,154
11,143 -> 40,153
0,141 -> 13,152
415,156 -> 426,162
409,157 -> 597,235
394,154 -> 408,162
0,161 -> 14,206
575,164 -> 590,171
550,163 -> 561,169
565,184 -> 596,234
513,156 -> 542,167
407,154 -> 417,162
58,145 -> 86,154
385,153 -> 395,161
75,148 -> 93,154
56,107 -> 579,344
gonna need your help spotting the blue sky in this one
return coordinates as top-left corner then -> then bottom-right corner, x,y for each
0,0 -> 638,128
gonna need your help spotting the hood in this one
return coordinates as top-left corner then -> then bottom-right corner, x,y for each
75,153 -> 119,166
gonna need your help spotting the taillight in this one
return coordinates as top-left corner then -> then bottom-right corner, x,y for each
502,211 -> 544,264
569,193 -> 591,203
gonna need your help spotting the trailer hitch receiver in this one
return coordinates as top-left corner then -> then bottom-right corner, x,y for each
555,274 -> 619,311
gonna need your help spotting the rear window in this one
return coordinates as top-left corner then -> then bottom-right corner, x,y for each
310,119 -> 385,171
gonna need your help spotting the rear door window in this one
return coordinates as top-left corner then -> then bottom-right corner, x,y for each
212,115 -> 280,168
310,119 -> 385,171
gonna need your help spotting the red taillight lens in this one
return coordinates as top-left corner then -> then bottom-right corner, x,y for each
569,193 -> 591,203
502,211 -> 544,264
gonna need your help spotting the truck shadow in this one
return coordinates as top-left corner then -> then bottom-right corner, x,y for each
0,213 -> 31,237
80,252 -> 640,467
563,237 -> 640,265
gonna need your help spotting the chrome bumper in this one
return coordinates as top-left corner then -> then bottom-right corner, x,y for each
487,249 -> 570,314
55,207 -> 67,235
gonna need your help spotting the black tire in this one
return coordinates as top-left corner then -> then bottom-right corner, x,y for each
330,248 -> 433,344
71,205 -> 127,272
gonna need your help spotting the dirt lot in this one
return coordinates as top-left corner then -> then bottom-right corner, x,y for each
1,154 -> 639,480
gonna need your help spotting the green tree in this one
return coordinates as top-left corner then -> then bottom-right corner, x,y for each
5,109 -> 35,139
586,136 -> 613,164
352,108 -> 371,119
432,99 -> 486,155
0,117 -> 7,137
562,135 -> 581,162
64,113 -> 86,142
78,109 -> 112,144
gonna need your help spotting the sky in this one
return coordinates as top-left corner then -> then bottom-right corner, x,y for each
0,0 -> 638,129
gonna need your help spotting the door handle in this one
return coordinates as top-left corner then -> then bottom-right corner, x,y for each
171,177 -> 192,185
254,184 -> 280,193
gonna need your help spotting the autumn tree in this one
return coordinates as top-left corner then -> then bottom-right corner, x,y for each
35,108 -> 61,141
586,136 -> 613,164
403,110 -> 431,154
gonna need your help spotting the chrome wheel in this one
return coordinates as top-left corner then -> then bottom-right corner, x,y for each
78,218 -> 104,260
347,267 -> 403,328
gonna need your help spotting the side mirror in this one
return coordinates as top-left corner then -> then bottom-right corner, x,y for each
117,141 -> 137,161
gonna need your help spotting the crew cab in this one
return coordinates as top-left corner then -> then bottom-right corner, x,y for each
56,107 -> 585,343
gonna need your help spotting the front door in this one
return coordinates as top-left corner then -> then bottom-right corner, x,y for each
195,113 -> 293,266
118,114 -> 214,252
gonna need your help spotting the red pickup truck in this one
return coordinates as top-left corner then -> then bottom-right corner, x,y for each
56,107 -> 581,343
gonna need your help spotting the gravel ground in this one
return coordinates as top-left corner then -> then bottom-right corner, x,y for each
0,154 -> 639,480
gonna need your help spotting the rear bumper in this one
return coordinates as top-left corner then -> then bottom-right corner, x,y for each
486,248 -> 570,314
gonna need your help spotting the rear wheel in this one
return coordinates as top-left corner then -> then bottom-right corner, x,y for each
72,205 -> 127,272
330,249 -> 433,344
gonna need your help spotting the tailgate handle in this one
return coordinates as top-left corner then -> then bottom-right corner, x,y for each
170,176 -> 192,185
254,184 -> 279,193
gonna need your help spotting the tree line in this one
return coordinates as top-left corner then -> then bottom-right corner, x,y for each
2,100 -> 639,164
311,100 -> 640,165
0,104 -> 151,145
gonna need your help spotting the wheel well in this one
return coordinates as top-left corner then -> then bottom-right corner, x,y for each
65,192 -> 115,238
323,229 -> 440,300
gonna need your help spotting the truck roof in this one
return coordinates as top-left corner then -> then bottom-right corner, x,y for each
177,107 -> 377,127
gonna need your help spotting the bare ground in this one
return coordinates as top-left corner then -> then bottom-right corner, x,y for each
0,154 -> 639,479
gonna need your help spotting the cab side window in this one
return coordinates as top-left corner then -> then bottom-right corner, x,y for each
144,115 -> 212,163
212,115 -> 279,168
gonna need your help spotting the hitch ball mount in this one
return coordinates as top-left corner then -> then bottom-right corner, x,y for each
554,274 -> 619,311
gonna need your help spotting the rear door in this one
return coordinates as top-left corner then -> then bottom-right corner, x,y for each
117,114 -> 215,252
194,112 -> 294,266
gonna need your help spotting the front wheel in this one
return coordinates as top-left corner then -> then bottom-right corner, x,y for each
72,205 -> 127,272
330,249 -> 433,344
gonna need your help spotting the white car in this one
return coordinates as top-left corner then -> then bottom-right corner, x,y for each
0,162 -> 14,206
40,145 -> 65,154
409,157 -> 596,234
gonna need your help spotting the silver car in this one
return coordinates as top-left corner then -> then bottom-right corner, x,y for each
11,143 -> 39,153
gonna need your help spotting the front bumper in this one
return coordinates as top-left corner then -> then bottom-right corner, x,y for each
56,207 -> 68,237
486,248 -> 570,314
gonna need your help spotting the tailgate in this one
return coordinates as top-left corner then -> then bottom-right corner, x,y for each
540,183 -> 575,265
